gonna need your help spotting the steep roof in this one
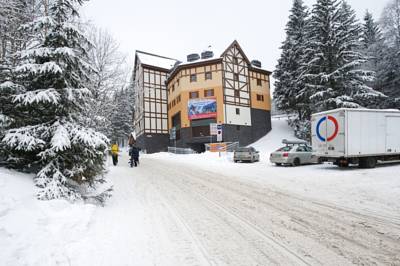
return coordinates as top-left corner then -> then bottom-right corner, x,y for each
220,40 -> 251,65
135,50 -> 178,71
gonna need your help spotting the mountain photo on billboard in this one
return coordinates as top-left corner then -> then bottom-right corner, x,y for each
188,98 -> 217,120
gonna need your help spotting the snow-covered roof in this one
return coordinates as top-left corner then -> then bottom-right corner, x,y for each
178,56 -> 222,67
136,51 -> 178,70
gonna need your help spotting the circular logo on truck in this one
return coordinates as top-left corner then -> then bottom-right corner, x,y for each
316,116 -> 339,142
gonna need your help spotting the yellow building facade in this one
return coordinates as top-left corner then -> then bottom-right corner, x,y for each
133,40 -> 272,153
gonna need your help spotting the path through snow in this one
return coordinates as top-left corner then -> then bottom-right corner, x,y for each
74,153 -> 400,265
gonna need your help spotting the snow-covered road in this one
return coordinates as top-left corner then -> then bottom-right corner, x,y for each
78,153 -> 400,266
1,152 -> 400,265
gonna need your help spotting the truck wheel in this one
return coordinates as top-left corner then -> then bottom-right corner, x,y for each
293,158 -> 300,167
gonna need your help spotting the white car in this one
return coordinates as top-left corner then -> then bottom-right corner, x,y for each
270,140 -> 321,166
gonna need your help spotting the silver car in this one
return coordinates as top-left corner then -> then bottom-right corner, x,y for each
270,140 -> 320,166
234,147 -> 260,163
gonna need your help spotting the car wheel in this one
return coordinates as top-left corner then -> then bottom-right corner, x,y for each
293,158 -> 300,167
275,163 -> 282,166
250,157 -> 254,163
234,160 -> 238,163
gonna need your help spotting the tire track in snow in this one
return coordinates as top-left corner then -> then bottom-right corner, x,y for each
178,165 -> 400,265
146,158 -> 400,265
145,161 -> 311,265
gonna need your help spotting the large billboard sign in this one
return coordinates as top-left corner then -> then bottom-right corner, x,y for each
188,98 -> 217,120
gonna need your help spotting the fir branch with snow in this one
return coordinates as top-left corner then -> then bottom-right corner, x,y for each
303,0 -> 388,111
1,0 -> 111,202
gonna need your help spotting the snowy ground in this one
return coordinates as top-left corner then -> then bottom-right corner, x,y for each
1,118 -> 400,265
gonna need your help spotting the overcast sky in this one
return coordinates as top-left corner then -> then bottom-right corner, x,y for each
81,0 -> 389,90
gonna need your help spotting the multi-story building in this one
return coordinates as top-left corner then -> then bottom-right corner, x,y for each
133,40 -> 272,153
132,51 -> 178,153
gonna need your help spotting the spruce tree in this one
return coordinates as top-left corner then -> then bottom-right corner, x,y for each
274,0 -> 309,118
378,0 -> 400,103
362,11 -> 382,49
1,0 -> 109,201
361,11 -> 383,93
303,0 -> 384,112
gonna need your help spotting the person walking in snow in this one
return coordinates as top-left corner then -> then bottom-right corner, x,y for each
129,145 -> 140,167
111,142 -> 119,166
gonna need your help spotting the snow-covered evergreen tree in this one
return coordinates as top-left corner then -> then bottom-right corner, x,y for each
378,0 -> 400,103
1,0 -> 109,201
0,0 -> 34,159
273,0 -> 309,119
303,0 -> 384,112
361,11 -> 383,93
362,11 -> 382,49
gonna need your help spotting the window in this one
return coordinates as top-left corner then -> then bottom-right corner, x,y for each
172,84 -> 175,92
205,72 -> 212,80
234,73 -> 239,81
233,57 -> 238,64
190,74 -> 197,82
234,90 -> 240,97
236,108 -> 240,115
296,146 -> 307,152
172,99 -> 176,106
204,89 -> 214,97
177,79 -> 180,86
257,79 -> 262,86
177,95 -> 181,103
277,146 -> 293,152
189,91 -> 199,99
256,94 -> 264,101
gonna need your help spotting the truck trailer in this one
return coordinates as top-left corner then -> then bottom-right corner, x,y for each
311,108 -> 400,168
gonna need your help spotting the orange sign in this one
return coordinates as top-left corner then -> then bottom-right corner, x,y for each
210,143 -> 227,152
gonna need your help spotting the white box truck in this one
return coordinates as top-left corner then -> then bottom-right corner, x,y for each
311,108 -> 400,168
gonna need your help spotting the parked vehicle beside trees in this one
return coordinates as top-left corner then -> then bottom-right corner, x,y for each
270,139 -> 320,166
312,108 -> 400,168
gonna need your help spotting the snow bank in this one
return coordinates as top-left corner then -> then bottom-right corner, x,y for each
0,168 -> 95,266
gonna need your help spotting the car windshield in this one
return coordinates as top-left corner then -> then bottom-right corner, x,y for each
276,146 -> 293,152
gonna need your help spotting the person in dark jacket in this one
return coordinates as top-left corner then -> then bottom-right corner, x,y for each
132,146 -> 139,167
129,146 -> 140,167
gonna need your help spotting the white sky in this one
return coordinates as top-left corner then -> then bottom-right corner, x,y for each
81,0 -> 388,90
